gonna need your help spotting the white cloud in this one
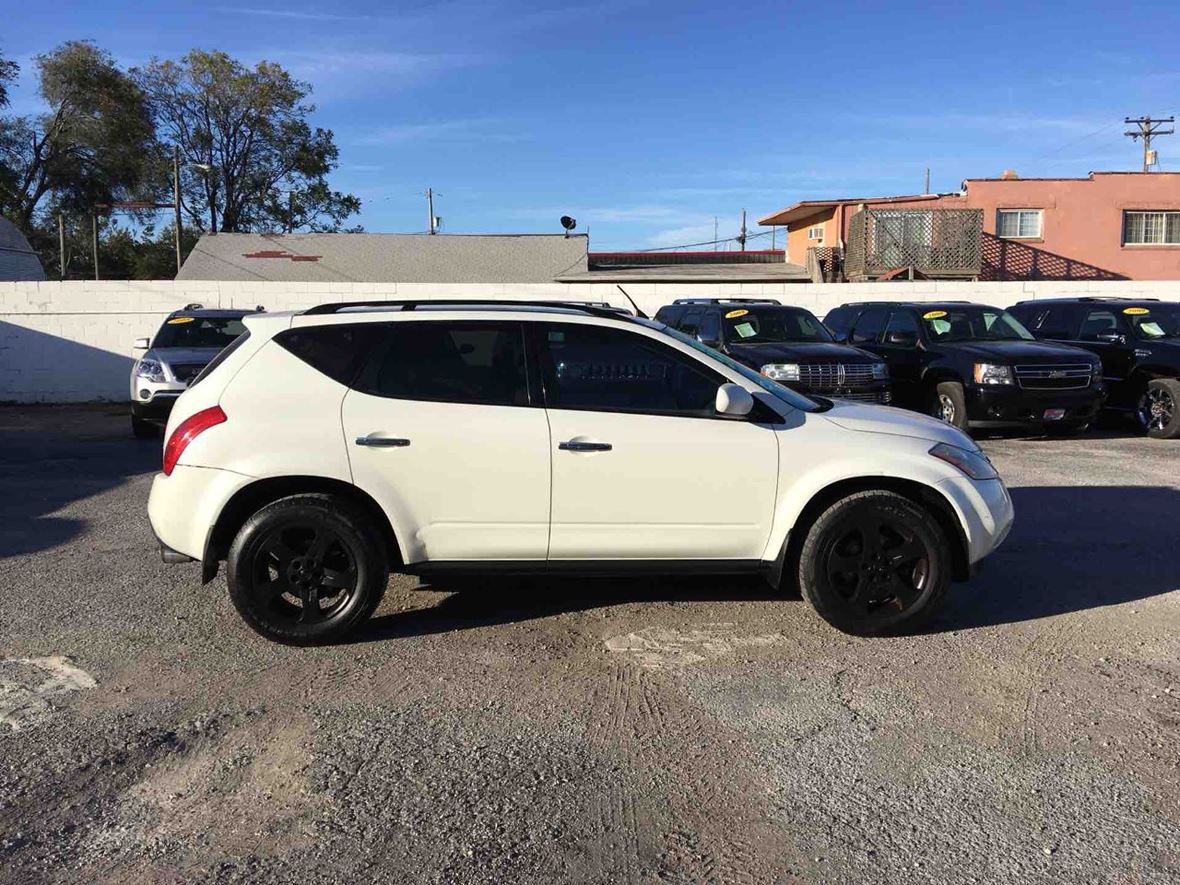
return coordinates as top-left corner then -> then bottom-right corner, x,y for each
351,118 -> 520,146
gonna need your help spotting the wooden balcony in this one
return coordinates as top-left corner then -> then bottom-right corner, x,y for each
844,208 -> 983,281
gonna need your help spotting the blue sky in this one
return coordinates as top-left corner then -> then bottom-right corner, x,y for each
4,1 -> 1180,249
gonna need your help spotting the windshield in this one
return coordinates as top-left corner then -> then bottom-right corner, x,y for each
658,325 -> 821,413
152,316 -> 246,349
1125,305 -> 1180,339
722,307 -> 833,344
921,308 -> 1034,343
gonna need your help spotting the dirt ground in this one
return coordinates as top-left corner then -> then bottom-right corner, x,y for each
1,404 -> 1178,884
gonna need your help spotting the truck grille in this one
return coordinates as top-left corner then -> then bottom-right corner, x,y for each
797,363 -> 878,391
1015,364 -> 1092,390
831,390 -> 891,403
169,363 -> 207,384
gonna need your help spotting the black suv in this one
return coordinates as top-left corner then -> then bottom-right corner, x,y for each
654,299 -> 892,403
823,301 -> 1105,433
1008,297 -> 1180,439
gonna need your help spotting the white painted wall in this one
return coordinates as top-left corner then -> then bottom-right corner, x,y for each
2,278 -> 1178,402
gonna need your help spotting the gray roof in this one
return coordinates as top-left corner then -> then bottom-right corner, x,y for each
555,262 -> 810,283
176,232 -> 588,283
0,217 -> 46,282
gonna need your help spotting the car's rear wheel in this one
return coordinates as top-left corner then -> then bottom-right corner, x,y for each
1137,379 -> 1180,439
798,491 -> 950,636
131,415 -> 157,439
227,494 -> 388,645
931,381 -> 968,430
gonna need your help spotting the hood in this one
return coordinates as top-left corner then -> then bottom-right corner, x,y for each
820,400 -> 978,449
726,340 -> 879,364
147,346 -> 223,366
935,339 -> 1094,363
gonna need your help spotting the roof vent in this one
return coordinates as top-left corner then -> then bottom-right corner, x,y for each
1000,169 -> 1019,180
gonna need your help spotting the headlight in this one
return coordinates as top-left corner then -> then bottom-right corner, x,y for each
871,361 -> 888,380
762,363 -> 800,382
929,442 -> 999,480
973,363 -> 1014,385
135,359 -> 166,383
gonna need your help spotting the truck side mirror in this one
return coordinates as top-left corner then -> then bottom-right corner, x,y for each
885,330 -> 918,346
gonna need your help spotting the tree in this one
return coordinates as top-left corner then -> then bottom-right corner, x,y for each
0,49 -> 17,109
0,41 -> 158,228
135,50 -> 359,234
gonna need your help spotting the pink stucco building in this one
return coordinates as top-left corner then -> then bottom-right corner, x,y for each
760,171 -> 1180,281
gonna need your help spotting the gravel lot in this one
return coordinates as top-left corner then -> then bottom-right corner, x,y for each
1,404 -> 1178,884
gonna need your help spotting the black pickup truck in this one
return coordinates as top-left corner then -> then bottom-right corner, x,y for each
823,301 -> 1106,434
1008,297 -> 1180,439
654,299 -> 892,403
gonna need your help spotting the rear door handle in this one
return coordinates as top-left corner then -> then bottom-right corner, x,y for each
559,440 -> 612,452
355,435 -> 411,448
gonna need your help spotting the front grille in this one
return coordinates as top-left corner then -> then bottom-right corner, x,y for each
797,363 -> 878,391
169,363 -> 206,384
1015,364 -> 1092,390
830,390 -> 890,403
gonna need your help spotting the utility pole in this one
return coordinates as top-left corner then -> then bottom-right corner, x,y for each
738,209 -> 747,252
173,146 -> 183,275
924,167 -> 931,194
426,187 -> 437,234
91,213 -> 100,281
1125,116 -> 1175,171
58,213 -> 66,280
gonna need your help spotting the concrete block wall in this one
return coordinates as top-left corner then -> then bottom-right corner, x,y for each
1,279 -> 1177,403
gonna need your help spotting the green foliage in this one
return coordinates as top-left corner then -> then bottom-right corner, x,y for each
0,49 -> 17,108
135,50 -> 360,234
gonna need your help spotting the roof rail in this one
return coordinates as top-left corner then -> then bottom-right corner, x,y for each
301,299 -> 637,320
1013,296 -> 1161,304
671,297 -> 781,305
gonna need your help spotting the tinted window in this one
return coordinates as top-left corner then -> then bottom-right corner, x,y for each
539,323 -> 722,417
654,306 -> 682,326
356,321 -> 528,406
883,310 -> 920,341
153,315 -> 246,349
922,308 -> 1034,342
698,312 -> 721,343
1125,305 -> 1180,339
679,310 -> 703,335
276,324 -> 385,385
850,308 -> 889,344
722,307 -> 832,344
824,306 -> 858,338
1037,305 -> 1077,339
1078,309 -> 1122,341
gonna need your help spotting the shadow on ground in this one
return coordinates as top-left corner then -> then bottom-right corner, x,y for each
0,406 -> 159,558
355,484 -> 1179,643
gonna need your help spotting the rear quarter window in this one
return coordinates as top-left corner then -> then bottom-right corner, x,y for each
274,324 -> 386,385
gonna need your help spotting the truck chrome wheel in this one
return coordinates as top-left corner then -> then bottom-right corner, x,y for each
1139,386 -> 1175,433
937,394 -> 957,424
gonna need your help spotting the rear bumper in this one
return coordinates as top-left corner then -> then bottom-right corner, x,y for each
965,383 -> 1105,427
148,465 -> 253,563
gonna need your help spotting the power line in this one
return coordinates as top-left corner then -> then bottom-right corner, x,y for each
634,228 -> 775,253
1125,116 -> 1175,171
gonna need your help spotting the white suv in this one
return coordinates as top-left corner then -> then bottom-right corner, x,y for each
148,300 -> 1014,644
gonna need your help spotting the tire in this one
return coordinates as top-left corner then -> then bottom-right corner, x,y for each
227,494 -> 388,645
1137,378 -> 1180,440
798,491 -> 951,637
132,415 -> 158,439
931,381 -> 968,430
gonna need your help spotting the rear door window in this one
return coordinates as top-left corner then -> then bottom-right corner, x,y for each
1078,309 -> 1123,342
355,321 -> 530,406
882,310 -> 920,344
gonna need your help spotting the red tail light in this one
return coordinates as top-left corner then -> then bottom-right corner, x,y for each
163,405 -> 226,476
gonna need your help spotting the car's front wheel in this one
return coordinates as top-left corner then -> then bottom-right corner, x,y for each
798,491 -> 950,636
227,494 -> 388,645
1137,378 -> 1180,439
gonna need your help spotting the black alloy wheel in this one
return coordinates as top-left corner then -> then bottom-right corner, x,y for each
799,491 -> 950,636
227,495 -> 388,644
1137,379 -> 1180,439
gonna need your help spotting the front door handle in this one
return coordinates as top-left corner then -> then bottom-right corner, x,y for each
355,435 -> 411,448
559,440 -> 612,452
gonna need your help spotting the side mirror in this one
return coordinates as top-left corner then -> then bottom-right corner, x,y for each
885,330 -> 918,346
715,383 -> 754,418
697,336 -> 721,349
1095,331 -> 1126,345
133,337 -> 150,350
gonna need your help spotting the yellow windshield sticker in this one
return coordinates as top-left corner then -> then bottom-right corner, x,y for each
167,316 -> 196,324
1123,307 -> 1150,315
923,310 -> 948,320
725,309 -> 749,319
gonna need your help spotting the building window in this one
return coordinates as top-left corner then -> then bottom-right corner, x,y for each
807,226 -> 824,242
1124,211 -> 1180,245
997,209 -> 1042,239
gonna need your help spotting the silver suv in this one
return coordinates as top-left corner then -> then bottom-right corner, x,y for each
130,305 -> 257,437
